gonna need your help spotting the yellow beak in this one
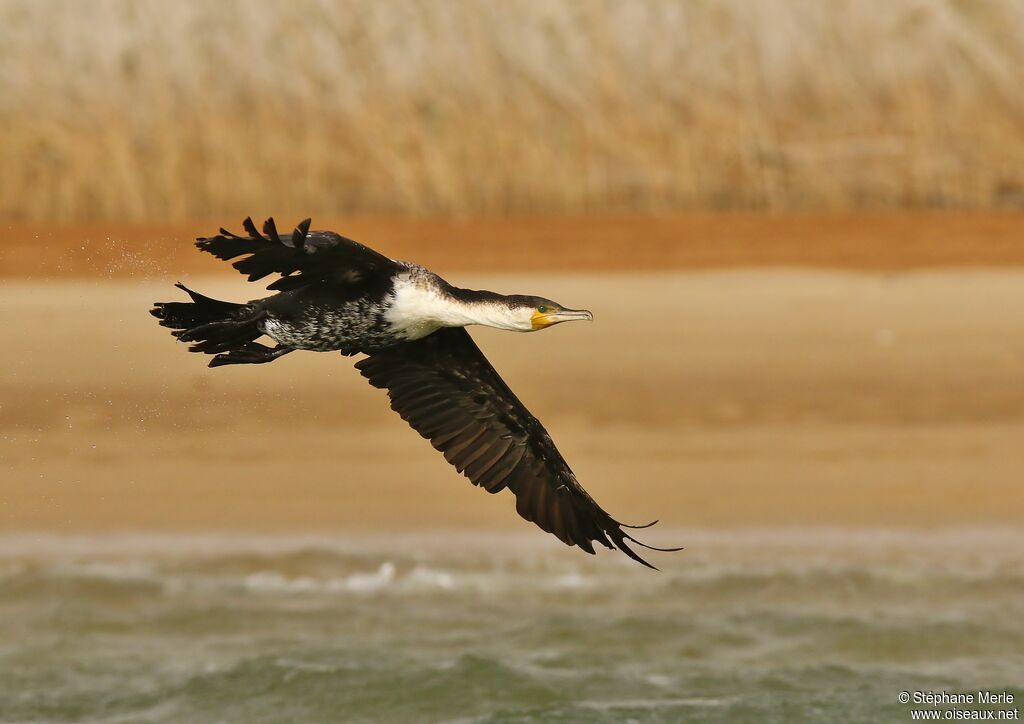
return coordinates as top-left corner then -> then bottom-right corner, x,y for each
531,308 -> 594,329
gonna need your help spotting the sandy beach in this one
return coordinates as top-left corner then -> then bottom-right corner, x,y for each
3,268 -> 1021,537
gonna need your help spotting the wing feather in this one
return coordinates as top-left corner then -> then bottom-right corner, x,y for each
355,327 -> 678,568
195,217 -> 399,290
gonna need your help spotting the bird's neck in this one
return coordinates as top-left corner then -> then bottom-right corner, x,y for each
386,275 -> 523,338
440,287 -> 521,330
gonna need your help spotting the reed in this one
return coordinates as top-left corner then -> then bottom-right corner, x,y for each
2,0 -> 1023,221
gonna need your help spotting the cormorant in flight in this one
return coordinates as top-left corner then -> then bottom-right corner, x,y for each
151,218 -> 677,567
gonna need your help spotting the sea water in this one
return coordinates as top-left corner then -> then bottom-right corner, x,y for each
0,529 -> 1021,723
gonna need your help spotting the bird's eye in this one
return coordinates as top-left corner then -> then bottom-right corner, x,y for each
537,306 -> 548,313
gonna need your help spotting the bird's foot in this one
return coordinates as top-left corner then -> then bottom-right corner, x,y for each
209,343 -> 294,367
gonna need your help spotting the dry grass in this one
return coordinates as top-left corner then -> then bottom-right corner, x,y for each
2,0 -> 1024,221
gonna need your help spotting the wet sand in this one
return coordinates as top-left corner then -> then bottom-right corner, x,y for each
4,212 -> 1024,279
2,270 -> 1022,536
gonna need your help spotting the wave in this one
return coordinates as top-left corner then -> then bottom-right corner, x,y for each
2,528 -> 1023,585
2,530 -> 1022,723
0,531 -> 1022,627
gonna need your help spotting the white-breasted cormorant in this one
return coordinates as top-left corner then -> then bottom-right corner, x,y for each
151,218 -> 677,568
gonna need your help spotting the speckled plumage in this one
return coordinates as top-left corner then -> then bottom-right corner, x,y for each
255,262 -> 455,354
259,289 -> 399,354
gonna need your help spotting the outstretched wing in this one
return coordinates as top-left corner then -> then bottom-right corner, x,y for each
196,217 -> 400,291
355,327 -> 678,568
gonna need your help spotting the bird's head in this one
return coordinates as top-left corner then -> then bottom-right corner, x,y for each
507,295 -> 594,332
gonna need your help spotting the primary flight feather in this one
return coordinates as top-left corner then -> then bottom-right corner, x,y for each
150,218 -> 678,568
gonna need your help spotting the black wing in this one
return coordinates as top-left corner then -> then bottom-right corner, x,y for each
196,217 -> 400,291
355,327 -> 678,568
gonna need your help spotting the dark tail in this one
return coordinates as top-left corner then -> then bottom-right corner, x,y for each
151,283 -> 269,365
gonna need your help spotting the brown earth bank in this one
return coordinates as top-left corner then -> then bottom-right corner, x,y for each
1,271 -> 1022,536
2,213 -> 1024,279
